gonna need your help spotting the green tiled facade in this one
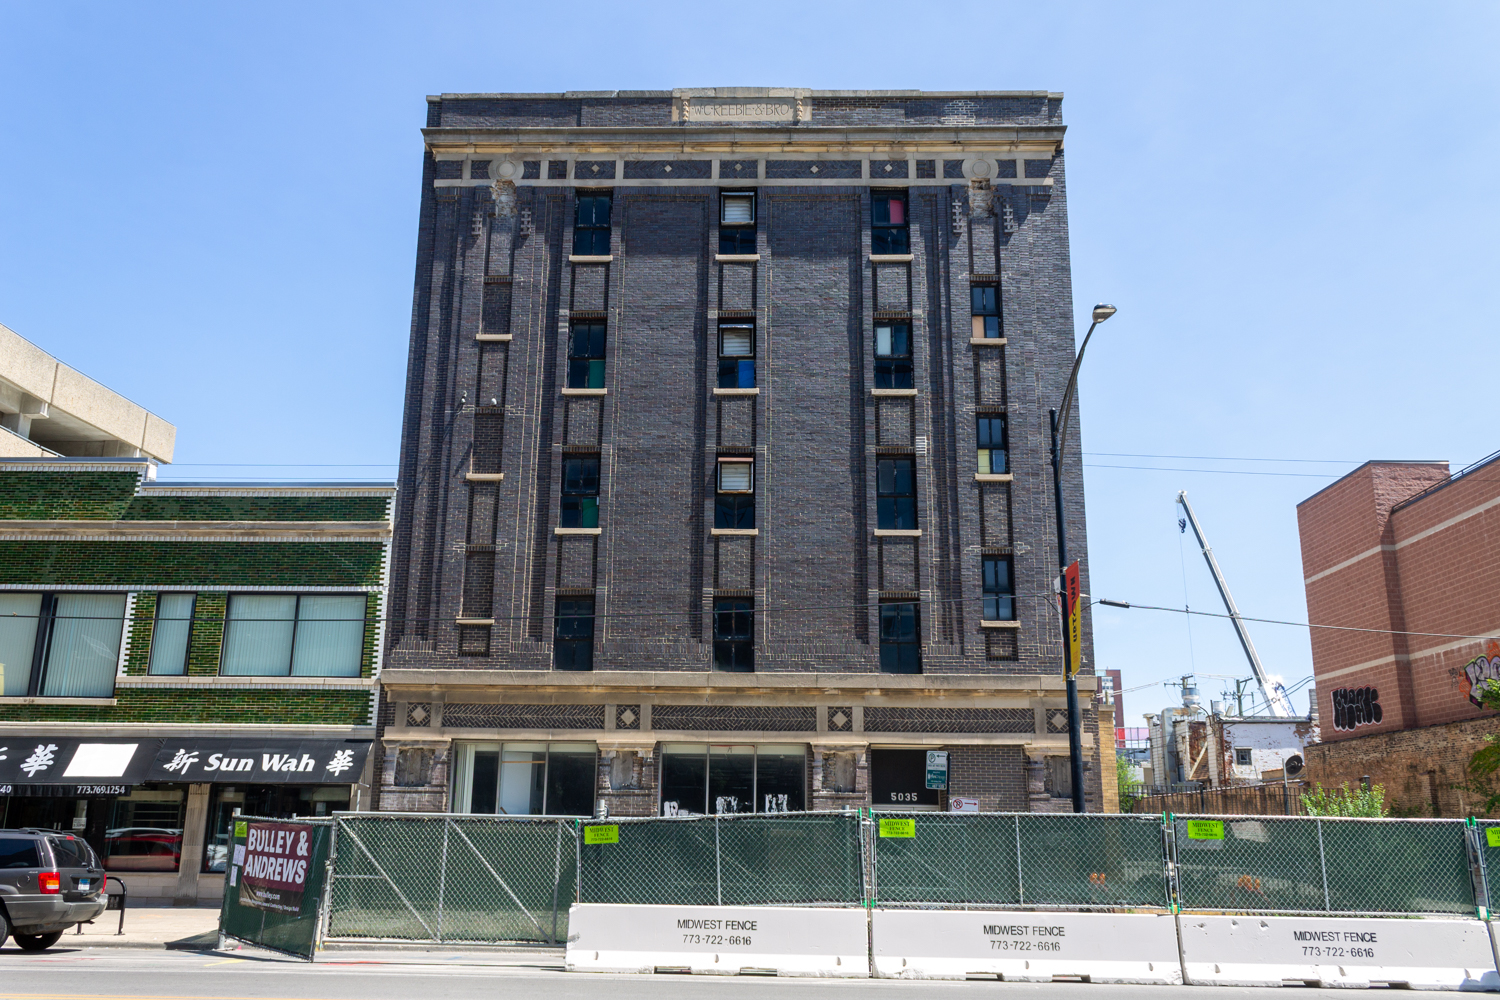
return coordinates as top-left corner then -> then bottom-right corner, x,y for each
0,464 -> 393,727
123,495 -> 390,522
0,688 -> 372,725
0,541 -> 386,588
0,471 -> 142,519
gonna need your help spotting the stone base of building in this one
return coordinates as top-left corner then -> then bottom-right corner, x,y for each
1302,716 -> 1500,817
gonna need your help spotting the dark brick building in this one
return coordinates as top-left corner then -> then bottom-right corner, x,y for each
378,88 -> 1103,817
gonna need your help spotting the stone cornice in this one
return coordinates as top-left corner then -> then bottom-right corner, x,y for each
424,126 -> 1065,153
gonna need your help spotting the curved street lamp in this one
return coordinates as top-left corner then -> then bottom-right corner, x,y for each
1049,303 -> 1117,812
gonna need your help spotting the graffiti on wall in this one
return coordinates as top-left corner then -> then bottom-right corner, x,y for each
1459,641 -> 1500,708
1331,687 -> 1383,732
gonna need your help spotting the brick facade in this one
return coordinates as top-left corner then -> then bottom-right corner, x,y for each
380,88 -> 1103,816
1297,455 -> 1500,813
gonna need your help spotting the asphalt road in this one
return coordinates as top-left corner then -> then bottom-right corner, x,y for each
0,947 -> 1382,1000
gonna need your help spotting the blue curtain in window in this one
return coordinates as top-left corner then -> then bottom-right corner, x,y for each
148,594 -> 194,676
42,594 -> 126,697
221,595 -> 296,676
290,595 -> 365,677
0,593 -> 41,697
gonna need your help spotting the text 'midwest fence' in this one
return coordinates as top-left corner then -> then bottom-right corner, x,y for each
312,810 -> 1500,945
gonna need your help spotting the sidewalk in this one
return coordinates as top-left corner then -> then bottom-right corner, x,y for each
36,903 -> 222,951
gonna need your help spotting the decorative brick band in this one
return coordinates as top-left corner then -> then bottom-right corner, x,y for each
442,703 -> 607,729
863,707 -> 1032,733
651,704 -> 817,732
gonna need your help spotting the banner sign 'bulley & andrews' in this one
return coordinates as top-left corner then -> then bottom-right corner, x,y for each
235,821 -> 316,914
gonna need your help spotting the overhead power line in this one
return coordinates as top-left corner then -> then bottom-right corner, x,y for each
1095,598 -> 1497,642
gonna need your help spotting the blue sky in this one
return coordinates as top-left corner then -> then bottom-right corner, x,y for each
3,2 -> 1496,726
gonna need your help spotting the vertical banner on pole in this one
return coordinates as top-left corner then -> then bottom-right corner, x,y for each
1064,560 -> 1082,678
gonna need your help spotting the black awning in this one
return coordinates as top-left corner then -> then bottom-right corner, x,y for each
0,736 -> 373,791
146,738 -> 372,784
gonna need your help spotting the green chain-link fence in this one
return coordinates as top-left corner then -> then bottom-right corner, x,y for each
577,812 -> 864,907
869,812 -> 1169,908
308,811 -> 1486,947
325,814 -> 575,944
1172,814 -> 1476,916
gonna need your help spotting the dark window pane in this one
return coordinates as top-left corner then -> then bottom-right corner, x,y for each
717,359 -> 757,389
563,457 -> 600,494
983,557 -> 1015,621
879,602 -> 921,674
545,750 -> 596,816
660,750 -> 707,816
554,598 -> 594,671
977,416 -> 1006,449
713,599 -> 754,672
971,286 -> 998,315
877,459 -> 917,530
559,496 -> 599,529
715,494 -> 755,529
871,194 -> 906,227
470,751 -> 499,814
873,360 -> 913,389
755,752 -> 805,813
0,837 -> 41,869
871,227 -> 910,255
720,222 -> 756,255
877,458 -> 914,496
709,751 -> 755,814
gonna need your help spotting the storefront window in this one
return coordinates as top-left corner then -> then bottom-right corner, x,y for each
204,784 -> 350,872
106,785 -> 186,872
659,744 -> 806,816
451,742 -> 596,816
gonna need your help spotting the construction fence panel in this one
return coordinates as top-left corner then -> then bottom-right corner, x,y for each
870,812 -> 1168,909
1474,819 -> 1500,914
1173,814 -> 1475,916
325,813 -> 575,944
578,812 -> 864,907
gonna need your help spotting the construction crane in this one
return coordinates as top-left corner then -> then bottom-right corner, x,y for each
1176,491 -> 1294,718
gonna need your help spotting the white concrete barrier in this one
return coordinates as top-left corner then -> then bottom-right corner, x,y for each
871,909 -> 1182,984
564,903 -> 868,977
1179,914 -> 1499,990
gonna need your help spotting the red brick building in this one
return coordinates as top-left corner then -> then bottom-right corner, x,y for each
1296,454 -> 1500,815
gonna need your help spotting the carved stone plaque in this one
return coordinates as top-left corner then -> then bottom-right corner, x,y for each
682,97 -> 799,123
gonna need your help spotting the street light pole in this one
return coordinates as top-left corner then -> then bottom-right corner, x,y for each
1049,303 -> 1116,813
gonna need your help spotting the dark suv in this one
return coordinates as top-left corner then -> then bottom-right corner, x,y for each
0,829 -> 107,951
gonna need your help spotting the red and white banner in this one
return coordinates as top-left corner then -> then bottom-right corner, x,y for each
239,821 -> 314,914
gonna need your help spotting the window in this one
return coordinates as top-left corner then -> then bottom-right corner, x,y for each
106,785 -> 186,872
874,322 -> 913,389
977,414 -> 1008,474
713,598 -> 753,672
1235,748 -> 1253,767
554,597 -> 594,671
971,284 -> 1001,339
572,191 -> 611,255
717,322 -> 756,388
879,600 -> 921,673
567,321 -> 606,389
715,458 -> 754,529
876,457 -> 917,530
719,191 -> 756,254
204,784 -> 350,871
0,836 -> 41,870
871,191 -> 909,254
220,594 -> 365,677
0,592 -> 126,698
659,743 -> 806,815
561,455 -> 600,528
148,594 -> 194,676
982,556 -> 1015,621
453,742 -> 597,816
